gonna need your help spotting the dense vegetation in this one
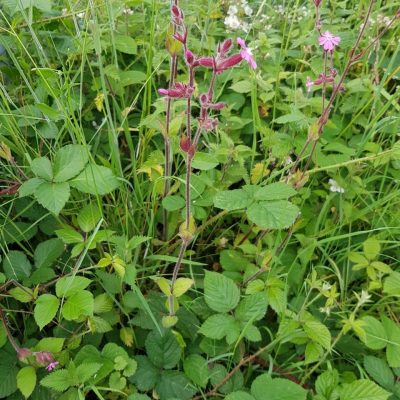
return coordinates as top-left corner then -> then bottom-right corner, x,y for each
0,0 -> 399,399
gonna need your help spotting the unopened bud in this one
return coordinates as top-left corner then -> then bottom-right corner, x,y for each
199,93 -> 209,105
210,102 -> 225,110
17,348 -> 32,360
314,0 -> 322,7
185,49 -> 194,65
220,38 -> 233,55
198,57 -> 214,68
180,136 -> 191,152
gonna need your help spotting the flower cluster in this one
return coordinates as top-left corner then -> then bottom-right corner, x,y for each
17,347 -> 59,371
223,0 -> 253,32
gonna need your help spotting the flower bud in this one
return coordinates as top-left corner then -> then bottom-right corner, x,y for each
210,102 -> 225,110
199,93 -> 209,105
314,0 -> 322,7
217,53 -> 242,71
180,136 -> 191,152
185,49 -> 194,65
198,57 -> 214,68
17,348 -> 32,360
220,38 -> 233,54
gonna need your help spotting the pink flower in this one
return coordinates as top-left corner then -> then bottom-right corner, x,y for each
158,82 -> 194,98
46,362 -> 59,371
237,37 -> 257,69
306,76 -> 313,93
318,31 -> 341,52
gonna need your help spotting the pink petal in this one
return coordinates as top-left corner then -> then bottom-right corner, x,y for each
237,37 -> 246,48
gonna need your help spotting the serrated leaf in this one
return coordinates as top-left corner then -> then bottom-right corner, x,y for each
156,370 -> 196,400
62,290 -> 94,320
254,183 -> 297,201
251,375 -> 307,400
162,195 -> 185,211
363,237 -> 381,261
34,238 -> 64,269
115,35 -> 137,54
226,392 -> 256,400
34,181 -> 70,215
34,294 -> 59,330
2,250 -> 32,281
145,329 -> 181,369
17,366 -> 36,398
76,363 -> 102,383
154,277 -> 171,296
56,276 -> 91,297
382,316 -> 400,368
35,337 -> 65,353
360,316 -> 387,350
364,356 -> 394,390
162,315 -> 178,328
340,379 -> 390,400
383,272 -> 400,296
235,293 -> 268,322
304,319 -> 331,350
53,144 -> 89,182
9,286 -> 34,303
130,356 -> 159,391
204,271 -> 240,313
247,201 -> 299,230
183,354 -> 209,388
214,189 -> 252,211
19,177 -> 44,197
77,203 -> 102,232
93,293 -> 113,314
172,278 -> 193,297
69,164 -> 120,195
31,157 -> 53,180
40,369 -> 72,392
199,314 -> 239,341
55,226 -> 83,244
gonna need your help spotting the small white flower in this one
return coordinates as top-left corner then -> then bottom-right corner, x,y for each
328,179 -> 345,193
61,8 -> 68,15
122,8 -> 134,15
77,12 -> 85,19
356,290 -> 372,307
224,14 -> 241,30
319,306 -> 332,316
322,282 -> 332,291
228,5 -> 238,15
244,5 -> 253,16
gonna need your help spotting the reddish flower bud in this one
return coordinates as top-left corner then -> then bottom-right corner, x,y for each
188,144 -> 196,158
199,93 -> 209,105
35,351 -> 55,365
220,38 -> 233,54
158,83 -> 194,98
314,0 -> 322,7
185,49 -> 194,65
217,53 -> 242,71
17,348 -> 32,360
209,102 -> 225,110
180,136 -> 191,152
198,57 -> 214,68
171,5 -> 182,18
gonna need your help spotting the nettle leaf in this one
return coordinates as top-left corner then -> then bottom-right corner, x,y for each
145,329 -> 181,369
199,314 -> 239,343
31,157 -> 53,180
304,319 -> 331,350
34,181 -> 70,215
77,203 -> 102,232
2,250 -> 32,281
56,275 -> 91,297
40,369 -> 72,392
364,356 -> 394,390
253,183 -> 297,201
340,379 -> 390,400
214,189 -> 252,211
17,366 -> 36,398
69,164 -> 120,195
360,316 -> 387,350
235,293 -> 268,322
183,354 -> 209,388
315,369 -> 339,399
34,238 -> 64,269
34,294 -> 59,330
247,201 -> 299,230
62,290 -> 94,320
75,363 -> 102,384
251,375 -> 307,400
204,271 -> 240,313
53,144 -> 89,182
383,272 -> 400,296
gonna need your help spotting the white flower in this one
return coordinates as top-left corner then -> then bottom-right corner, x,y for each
244,5 -> 253,16
328,179 -> 345,193
228,5 -> 238,15
61,8 -> 68,15
122,8 -> 134,15
356,290 -> 372,307
319,306 -> 332,316
77,12 -> 85,19
322,282 -> 332,291
224,14 -> 241,30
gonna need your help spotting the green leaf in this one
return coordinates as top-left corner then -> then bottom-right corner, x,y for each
235,293 -> 268,322
145,329 -> 181,369
114,35 -> 137,54
305,342 -> 323,364
315,369 -> 339,399
130,356 -> 159,391
31,157 -> 53,180
199,314 -> 239,341
75,363 -> 102,383
19,177 -> 44,197
62,290 -> 94,320
230,80 -> 252,93
183,354 -> 209,388
56,276 -> 91,297
34,238 -> 64,269
2,250 -> 32,281
204,271 -> 240,313
93,293 -> 113,314
214,189 -> 252,211
251,375 -> 307,400
192,152 -> 219,170
172,278 -> 194,297
17,366 -> 36,398
382,316 -> 400,368
53,144 -> 89,182
35,337 -> 65,353
162,195 -> 185,211
363,237 -> 381,261
34,181 -> 70,215
55,226 -> 83,244
254,183 -> 297,201
120,70 -> 147,86
225,392 -> 256,400
340,379 -> 390,400
364,356 -> 394,390
77,203 -> 102,232
360,316 -> 387,350
156,370 -> 196,400
0,351 -> 18,398
69,164 -> 120,195
304,319 -> 331,350
247,201 -> 299,230
9,286 -> 34,303
40,369 -> 72,392
34,294 -> 60,330
266,285 -> 286,314
383,272 -> 400,296
35,103 -> 61,120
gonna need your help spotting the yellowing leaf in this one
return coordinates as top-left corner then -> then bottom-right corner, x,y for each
154,277 -> 171,296
172,278 -> 194,297
94,93 -> 104,112
162,315 -> 178,328
120,327 -> 134,347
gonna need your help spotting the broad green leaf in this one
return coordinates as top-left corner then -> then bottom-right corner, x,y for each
226,392 -> 256,400
204,271 -> 240,313
31,157 -> 53,180
56,275 -> 91,297
251,375 -> 307,400
315,369 -> 339,399
162,195 -> 185,211
9,286 -> 34,303
17,366 -> 36,398
40,369 -> 72,392
34,181 -> 70,215
214,189 -> 252,211
34,294 -> 59,330
156,370 -> 196,400
93,293 -> 113,314
183,354 -> 209,388
35,337 -> 65,353
153,277 -> 171,296
77,203 -> 102,232
364,356 -> 394,390
76,363 -> 102,384
2,251 -> 31,281
62,290 -> 94,320
145,329 -> 181,369
383,272 -> 400,296
19,177 -> 44,197
0,351 -> 17,398
340,379 -> 390,400
70,164 -> 120,195
230,80 -> 252,93
382,316 -> 400,368
266,285 -> 286,314
162,315 -> 178,328
363,237 -> 381,261
172,278 -> 193,297
247,201 -> 299,230
35,103 -> 61,120
120,70 -> 147,86
360,316 -> 387,350
55,226 -> 83,244
254,183 -> 297,201
199,314 -> 239,341
304,319 -> 331,350
130,356 -> 159,391
235,293 -> 268,322
34,238 -> 64,269
114,35 -> 137,54
192,152 -> 219,170
305,342 -> 323,364
53,144 -> 89,182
